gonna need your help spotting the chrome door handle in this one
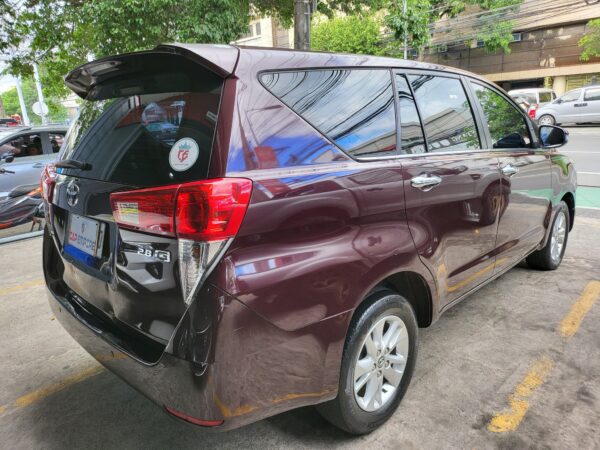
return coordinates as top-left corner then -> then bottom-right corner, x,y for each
501,164 -> 519,177
411,174 -> 442,191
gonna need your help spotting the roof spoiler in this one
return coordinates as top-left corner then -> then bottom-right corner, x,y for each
64,44 -> 239,100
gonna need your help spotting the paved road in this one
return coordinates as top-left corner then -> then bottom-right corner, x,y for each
562,126 -> 600,187
1,210 -> 600,449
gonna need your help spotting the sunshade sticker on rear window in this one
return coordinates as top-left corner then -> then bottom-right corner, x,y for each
169,137 -> 199,172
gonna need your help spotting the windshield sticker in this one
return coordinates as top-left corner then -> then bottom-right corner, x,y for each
169,138 -> 199,172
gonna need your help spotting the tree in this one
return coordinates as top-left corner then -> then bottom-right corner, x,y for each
0,77 -> 68,124
579,18 -> 600,62
384,0 -> 524,55
311,15 -> 385,55
1,0 -> 253,98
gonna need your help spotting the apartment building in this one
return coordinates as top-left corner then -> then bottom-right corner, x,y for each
423,0 -> 600,95
233,17 -> 294,49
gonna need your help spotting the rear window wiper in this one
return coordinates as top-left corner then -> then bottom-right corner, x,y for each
55,159 -> 92,171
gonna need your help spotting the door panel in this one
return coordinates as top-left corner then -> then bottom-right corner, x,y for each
494,152 -> 551,274
468,81 -> 552,274
403,153 -> 501,307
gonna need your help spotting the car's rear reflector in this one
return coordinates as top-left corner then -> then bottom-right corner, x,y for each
528,104 -> 538,120
110,178 -> 252,241
40,163 -> 57,204
164,406 -> 224,427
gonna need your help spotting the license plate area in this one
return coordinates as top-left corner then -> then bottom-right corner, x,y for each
64,214 -> 105,266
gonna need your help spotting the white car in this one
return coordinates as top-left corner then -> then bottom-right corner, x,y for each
508,88 -> 557,119
536,86 -> 600,125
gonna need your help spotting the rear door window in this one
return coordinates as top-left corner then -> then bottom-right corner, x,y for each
471,82 -> 531,149
584,88 -> 600,101
48,133 -> 65,153
538,92 -> 553,103
408,75 -> 480,152
261,69 -> 397,158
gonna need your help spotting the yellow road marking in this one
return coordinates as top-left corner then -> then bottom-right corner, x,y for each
13,365 -> 103,409
1,279 -> 44,297
488,356 -> 554,433
558,280 -> 600,338
0,405 -> 5,415
488,281 -> 600,433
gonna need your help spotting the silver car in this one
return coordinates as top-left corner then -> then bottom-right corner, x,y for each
536,85 -> 600,125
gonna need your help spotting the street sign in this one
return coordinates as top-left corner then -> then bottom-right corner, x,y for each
32,101 -> 49,117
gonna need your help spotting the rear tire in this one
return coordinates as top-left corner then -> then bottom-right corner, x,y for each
317,290 -> 418,434
526,202 -> 569,270
538,114 -> 555,126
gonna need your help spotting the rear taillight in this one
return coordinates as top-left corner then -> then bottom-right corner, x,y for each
110,178 -> 252,241
40,163 -> 57,204
528,104 -> 538,120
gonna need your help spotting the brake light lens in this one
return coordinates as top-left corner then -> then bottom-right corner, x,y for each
40,163 -> 57,204
109,178 -> 252,241
528,103 -> 538,120
111,186 -> 177,236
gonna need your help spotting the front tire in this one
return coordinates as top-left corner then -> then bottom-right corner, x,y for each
538,114 -> 556,126
317,290 -> 418,434
526,201 -> 569,270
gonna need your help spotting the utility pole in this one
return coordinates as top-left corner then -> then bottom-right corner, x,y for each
32,62 -> 47,125
294,0 -> 311,50
403,0 -> 408,59
14,77 -> 30,126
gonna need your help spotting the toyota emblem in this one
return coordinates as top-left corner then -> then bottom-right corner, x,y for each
66,180 -> 80,207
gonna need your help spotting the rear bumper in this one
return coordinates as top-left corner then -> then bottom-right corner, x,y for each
47,280 -> 340,431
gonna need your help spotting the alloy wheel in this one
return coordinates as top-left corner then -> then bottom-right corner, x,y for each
550,211 -> 567,263
353,315 -> 409,412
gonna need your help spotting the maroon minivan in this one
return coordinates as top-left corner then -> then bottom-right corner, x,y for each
42,44 -> 576,434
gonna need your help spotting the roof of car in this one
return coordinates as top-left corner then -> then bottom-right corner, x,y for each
66,43 -> 498,99
508,88 -> 555,94
0,124 -> 69,135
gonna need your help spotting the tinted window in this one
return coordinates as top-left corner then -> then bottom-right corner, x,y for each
538,92 -> 553,103
561,89 -> 581,102
584,88 -> 600,101
0,133 -> 42,158
471,83 -> 531,149
409,75 -> 480,152
261,69 -> 397,158
395,74 -> 425,154
49,133 -> 65,153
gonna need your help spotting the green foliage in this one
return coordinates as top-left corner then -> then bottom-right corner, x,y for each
311,15 -> 384,55
2,0 -> 253,98
385,0 -> 523,55
579,19 -> 600,62
0,77 -> 69,125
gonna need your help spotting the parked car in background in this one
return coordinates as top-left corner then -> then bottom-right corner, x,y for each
43,45 -> 576,434
0,125 -> 67,231
536,85 -> 600,125
508,88 -> 557,120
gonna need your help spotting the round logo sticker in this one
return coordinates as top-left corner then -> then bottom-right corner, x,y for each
169,138 -> 199,172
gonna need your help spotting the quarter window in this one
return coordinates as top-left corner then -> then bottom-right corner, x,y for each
584,88 -> 600,101
471,83 -> 531,149
408,75 -> 480,152
560,89 -> 581,103
261,69 -> 397,158
395,74 -> 425,154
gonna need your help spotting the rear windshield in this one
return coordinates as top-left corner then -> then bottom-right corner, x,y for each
538,92 -> 553,103
60,65 -> 222,187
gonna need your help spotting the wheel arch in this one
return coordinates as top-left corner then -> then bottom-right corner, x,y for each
561,191 -> 575,231
355,271 -> 434,329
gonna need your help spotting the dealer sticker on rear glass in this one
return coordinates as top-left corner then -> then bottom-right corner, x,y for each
169,138 -> 199,172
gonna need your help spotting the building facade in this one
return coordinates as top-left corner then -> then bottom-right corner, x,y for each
423,0 -> 600,95
233,17 -> 294,49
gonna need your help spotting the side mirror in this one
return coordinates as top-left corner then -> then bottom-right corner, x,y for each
539,125 -> 568,148
1,153 -> 15,163
554,98 -> 563,104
